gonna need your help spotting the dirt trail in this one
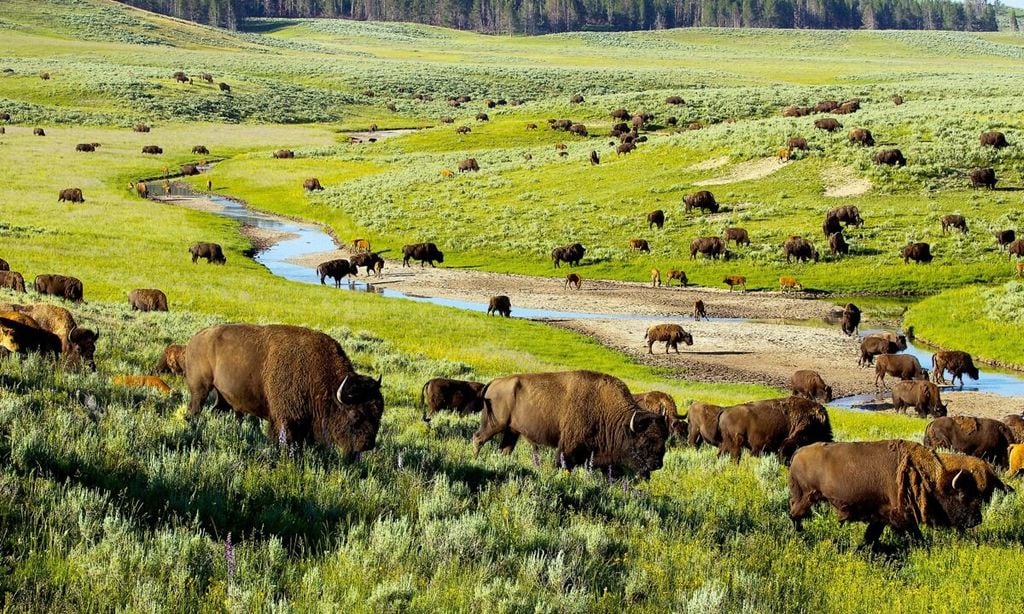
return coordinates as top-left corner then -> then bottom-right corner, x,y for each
342,128 -> 417,144
695,157 -> 790,186
823,166 -> 872,197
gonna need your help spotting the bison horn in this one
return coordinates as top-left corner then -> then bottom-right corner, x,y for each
629,411 -> 638,433
335,376 -> 349,404
376,374 -> 382,386
952,469 -> 964,490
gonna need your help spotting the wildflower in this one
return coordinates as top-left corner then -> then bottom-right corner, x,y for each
225,532 -> 237,580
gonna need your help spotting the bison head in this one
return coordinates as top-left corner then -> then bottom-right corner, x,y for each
675,331 -> 694,346
68,327 -> 99,370
327,373 -> 385,457
0,325 -> 19,354
625,410 -> 669,479
936,469 -> 985,530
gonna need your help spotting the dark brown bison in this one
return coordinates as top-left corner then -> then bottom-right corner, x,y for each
155,343 -> 186,376
173,71 -> 188,83
475,113 -> 489,122
135,182 -> 149,198
924,416 -> 1016,467
892,94 -> 904,105
1009,239 -> 1024,259
611,108 -> 630,120
813,100 -> 838,113
690,236 -> 727,260
421,378 -> 485,423
192,145 -> 209,155
874,149 -> 906,166
0,266 -> 19,290
848,128 -> 874,146
0,302 -> 99,368
550,119 -> 573,131
349,252 -> 384,276
141,145 -> 163,155
828,205 -> 863,227
692,298 -> 707,320
666,116 -> 678,126
473,370 -> 669,478
58,188 -> 84,203
995,230 -> 1016,249
129,288 -> 169,312
822,214 -> 843,238
814,118 -> 841,132
940,214 -> 967,234
273,149 -> 294,159
723,227 -> 750,246
487,295 -> 511,317
979,131 -> 1009,148
33,274 -> 83,302
834,100 -> 860,114
457,158 -> 479,172
829,231 -> 849,256
665,95 -> 684,105
645,324 -> 693,354
874,354 -> 928,388
787,137 -> 809,150
783,236 -> 818,264
790,370 -> 833,402
180,164 -> 200,176
75,143 -> 95,152
789,440 -> 1002,549
931,350 -> 979,387
185,324 -> 384,454
667,269 -> 687,287
647,209 -> 665,230
717,396 -> 832,463
218,82 -> 230,92
892,380 -> 947,418
303,178 -> 323,191
1003,414 -> 1024,443
570,94 -> 584,104
33,128 -> 45,136
633,391 -> 686,439
189,242 -> 226,265
783,106 -> 811,118
686,402 -> 724,447
133,123 -> 150,133
402,242 -> 444,267
569,124 -> 588,136
858,335 -> 902,367
551,243 -> 586,268
628,238 -> 650,253
317,259 -> 357,286
970,168 -> 996,189
616,142 -> 635,155
589,150 -> 599,165
684,190 -> 718,214
841,303 -> 860,336
902,242 -> 932,264
0,316 -> 62,359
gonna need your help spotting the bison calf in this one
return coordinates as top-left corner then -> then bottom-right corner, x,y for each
790,370 -> 832,402
421,378 -> 485,423
645,324 -> 693,354
155,343 -> 186,375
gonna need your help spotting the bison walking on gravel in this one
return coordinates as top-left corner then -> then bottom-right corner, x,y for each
684,190 -> 718,214
841,303 -> 861,336
551,243 -> 586,268
723,275 -> 746,291
420,378 -> 485,423
717,396 -> 832,463
902,242 -> 932,264
487,295 -> 511,317
924,416 -> 1016,467
58,188 -> 84,203
645,323 -> 693,354
403,242 -> 444,267
667,269 -> 687,287
189,242 -> 226,264
790,370 -> 833,402
129,289 -> 169,312
34,274 -> 83,302
931,350 -> 979,387
892,380 -> 946,418
564,273 -> 582,290
317,259 -> 357,287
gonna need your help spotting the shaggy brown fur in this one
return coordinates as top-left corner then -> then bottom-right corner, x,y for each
723,275 -> 746,291
924,416 -> 1016,467
0,302 -> 98,368
487,295 -> 511,317
686,402 -> 724,447
129,289 -> 169,312
789,370 -> 832,402
892,380 -> 946,418
684,190 -> 718,214
189,242 -> 226,265
940,214 -> 968,234
650,268 -> 661,288
421,378 -> 485,422
931,350 -> 979,386
647,209 -> 665,230
693,299 -> 707,321
58,188 -> 84,203
633,391 -> 686,439
874,354 -> 928,388
723,227 -> 750,246
33,274 -> 83,302
0,316 -> 62,358
0,271 -> 26,293
629,238 -> 650,253
457,158 -> 479,172
272,149 -> 294,159
644,324 -> 693,354
303,178 -> 323,191
690,237 -> 726,260
155,344 -> 186,376
717,396 -> 832,463
667,270 -> 687,287
317,259 -> 356,287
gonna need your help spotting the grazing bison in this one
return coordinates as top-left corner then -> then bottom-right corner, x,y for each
551,243 -> 586,268
835,100 -> 859,114
979,131 -> 1009,148
129,289 -> 168,312
569,124 -> 588,137
814,118 -> 841,132
633,391 -> 686,439
155,343 -> 187,376
273,149 -> 294,159
783,106 -> 811,118
924,416 -> 1016,467
940,214 -> 967,234
141,145 -> 163,155
475,113 -> 489,122
813,100 -> 838,113
931,350 -> 979,387
650,268 -> 661,287
690,236 -> 727,260
135,182 -> 149,198
724,227 -> 750,246
892,380 -> 947,418
645,324 -> 693,354
841,303 -> 861,336
970,167 -> 997,189
848,128 -> 874,146
192,145 -> 209,155
457,158 -> 479,172
180,164 -> 200,176
75,143 -> 95,152
185,324 -> 384,453
218,82 -> 230,92
402,242 -> 444,267
665,95 -> 684,105
684,190 -> 718,214
487,295 -> 512,317
303,178 -> 323,191
717,396 -> 832,463
189,242 -> 226,264
647,209 -> 665,230
611,108 -> 630,120
173,71 -> 188,83
790,370 -> 832,402
58,188 -> 84,203
133,123 -> 150,133
828,205 -> 863,227
570,94 -> 584,104
667,269 -> 687,287
112,375 -> 172,394
779,276 -> 802,291
616,142 -> 635,155
629,238 -> 650,253
859,336 -> 901,367
693,299 -> 708,320
874,149 -> 906,166
789,440 -> 1000,549
34,274 -> 83,302
1009,239 -> 1024,259
723,275 -> 746,291
33,128 -> 45,136
686,402 -> 724,447
473,370 -> 669,478
0,317 -> 62,359
892,94 -> 904,105
902,242 -> 932,264
349,252 -> 384,276
317,259 -> 357,287
420,378 -> 485,423
874,354 -> 928,388
783,236 -> 818,264
787,137 -> 809,150
564,273 -> 582,290
0,303 -> 99,368
666,116 -> 678,126
0,271 -> 26,294
822,214 -> 843,238
829,231 -> 849,256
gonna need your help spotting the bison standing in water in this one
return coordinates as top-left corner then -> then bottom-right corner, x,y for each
189,242 -> 226,264
924,416 -> 1016,467
317,259 -> 357,286
473,370 -> 669,478
717,396 -> 832,463
185,324 -> 384,454
34,274 -> 83,302
789,440 -> 1003,549
902,242 -> 932,264
551,243 -> 586,268
349,252 -> 384,276
684,190 -> 718,214
790,370 -> 833,402
931,350 -> 979,386
645,323 -> 693,354
402,242 -> 444,267
129,289 -> 169,312
970,168 -> 996,189
420,378 -> 485,423
487,295 -> 511,317
874,354 -> 928,388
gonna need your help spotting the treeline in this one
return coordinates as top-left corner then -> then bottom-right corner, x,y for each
116,0 -> 1001,33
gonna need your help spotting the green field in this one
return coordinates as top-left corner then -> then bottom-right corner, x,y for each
2,0 -> 1024,610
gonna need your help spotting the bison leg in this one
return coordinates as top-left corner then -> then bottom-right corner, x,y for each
788,487 -> 820,531
186,379 -> 214,419
498,430 -> 520,455
859,522 -> 887,551
472,417 -> 507,458
647,340 -> 654,354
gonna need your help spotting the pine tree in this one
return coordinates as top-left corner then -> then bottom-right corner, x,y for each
1010,11 -> 1020,32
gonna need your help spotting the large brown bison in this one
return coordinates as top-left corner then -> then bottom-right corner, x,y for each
874,354 -> 928,388
644,323 -> 693,354
787,137 -> 809,150
317,259 -> 357,287
858,335 -> 902,367
892,380 -> 946,418
0,316 -> 62,359
717,396 -> 832,463
473,370 -> 669,478
303,178 -> 323,191
783,236 -> 818,264
994,230 -> 1015,249
185,324 -> 384,454
924,416 -> 1016,467
189,242 -> 226,264
633,391 -> 686,439
828,205 -> 863,227
902,242 -> 932,264
402,242 -> 444,267
487,295 -> 511,317
0,302 -> 98,368
475,113 -> 489,122
970,168 -> 996,189
129,289 -> 169,312
789,440 -> 1001,549
666,95 -> 684,105
940,214 -> 967,234
892,94 -> 904,105
1009,239 -> 1024,259
420,378 -> 485,423
349,252 -> 384,276
570,94 -> 584,104
75,143 -> 95,152
34,274 -> 83,302
841,303 -> 861,336
1003,414 -> 1024,444
723,227 -> 750,246
155,343 -> 186,375
822,214 -> 843,238
141,145 -> 163,155
829,231 -> 849,256
931,350 -> 979,386
218,82 -> 230,92
58,188 -> 84,203
790,370 -> 833,402
647,209 -> 665,230
273,149 -> 294,159
610,108 -> 630,120
783,106 -> 811,118
814,118 -> 842,132
0,271 -> 26,293
684,190 -> 718,214
569,124 -> 588,137
551,243 -> 586,268
690,236 -> 727,260
180,164 -> 200,176
628,238 -> 650,253
192,145 -> 209,155
813,100 -> 838,113
686,402 -> 724,447
874,149 -> 906,166
979,131 -> 1009,148
848,128 -> 874,146
457,158 -> 479,172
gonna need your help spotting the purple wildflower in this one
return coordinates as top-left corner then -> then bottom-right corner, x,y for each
397,453 -> 404,469
559,452 -> 568,470
225,532 -> 237,580
586,451 -> 594,472
532,448 -> 540,468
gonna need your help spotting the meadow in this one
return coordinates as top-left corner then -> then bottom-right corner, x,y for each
2,0 -> 1024,610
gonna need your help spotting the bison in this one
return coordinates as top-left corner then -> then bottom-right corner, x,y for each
667,269 -> 687,287
0,302 -> 99,368
822,215 -> 843,238
940,214 -> 967,234
902,242 -> 932,264
135,182 -> 149,198
273,149 -> 294,159
180,164 -> 200,176
0,316 -> 62,359
779,276 -> 802,292
924,416 -> 1016,467
723,275 -> 746,291
633,391 -> 686,439
33,128 -> 45,136
693,299 -> 708,321
155,343 -> 186,376
647,209 -> 665,230
75,143 -> 95,152
874,354 -> 928,388
551,243 -> 586,268
33,274 -> 83,302
841,303 -> 861,336
874,149 -> 906,166
787,137 -> 809,150
487,295 -> 511,317
0,258 -> 9,272
570,94 -> 584,104
218,82 -> 230,92
690,236 -> 727,260
686,402 -> 724,447
349,252 -> 384,276
629,238 -> 650,253
783,236 -> 818,264
141,145 -> 163,155
650,268 -> 661,288
684,190 -> 718,214
645,324 -> 693,354
1009,239 -> 1024,259
611,108 -> 630,120
814,118 -> 841,132
1010,444 -> 1024,477
723,227 -> 750,246
457,158 -> 479,172
402,242 -> 444,267
848,128 -> 874,146
192,145 -> 209,155
979,131 -> 1009,148
859,335 -> 902,367
892,94 -> 904,105
472,370 -> 669,478
569,124 -> 588,137
133,123 -> 150,133
420,378 -> 485,423
994,230 -> 1015,249
185,324 -> 384,454
717,396 -> 832,463
317,259 -> 357,287
783,106 -> 811,118
970,168 -> 996,189
564,273 -> 582,290
590,150 -> 600,165
189,242 -> 226,264
58,188 -> 84,203
303,178 -> 323,191
829,231 -> 849,256
1004,414 -> 1024,444
828,205 -> 863,228
931,350 -> 979,387
790,370 -> 832,402
616,142 -> 635,155
892,380 -> 947,418
129,289 -> 169,312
